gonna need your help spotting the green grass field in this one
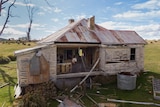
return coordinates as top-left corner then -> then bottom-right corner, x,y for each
0,42 -> 36,106
144,41 -> 160,74
0,41 -> 160,107
0,42 -> 36,57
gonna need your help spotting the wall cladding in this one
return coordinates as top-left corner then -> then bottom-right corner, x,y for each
99,45 -> 144,74
16,45 -> 57,86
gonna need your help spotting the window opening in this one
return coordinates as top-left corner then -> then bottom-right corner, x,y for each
130,48 -> 136,60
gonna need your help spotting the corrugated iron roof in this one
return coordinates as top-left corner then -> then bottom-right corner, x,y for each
38,18 -> 146,45
14,44 -> 48,56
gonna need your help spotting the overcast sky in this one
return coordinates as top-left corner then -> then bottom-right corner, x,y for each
0,0 -> 160,40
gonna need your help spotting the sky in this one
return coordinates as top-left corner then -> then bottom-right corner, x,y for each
0,0 -> 160,40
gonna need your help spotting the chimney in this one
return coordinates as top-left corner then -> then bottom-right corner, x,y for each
88,16 -> 95,30
68,19 -> 74,24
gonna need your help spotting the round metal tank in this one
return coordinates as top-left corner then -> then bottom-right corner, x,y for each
117,72 -> 137,90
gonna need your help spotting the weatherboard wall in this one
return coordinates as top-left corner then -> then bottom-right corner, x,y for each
99,45 -> 145,74
16,45 -> 57,86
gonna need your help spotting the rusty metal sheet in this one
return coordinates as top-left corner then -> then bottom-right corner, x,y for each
98,30 -> 120,44
111,30 -> 146,44
38,18 -> 146,45
65,32 -> 80,42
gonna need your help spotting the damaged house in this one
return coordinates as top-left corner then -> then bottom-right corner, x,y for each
14,16 -> 146,90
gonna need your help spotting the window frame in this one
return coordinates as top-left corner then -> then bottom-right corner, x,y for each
130,48 -> 136,61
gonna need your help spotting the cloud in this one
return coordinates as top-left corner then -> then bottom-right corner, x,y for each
40,6 -> 62,13
132,0 -> 160,10
0,22 -> 46,39
113,0 -> 160,21
9,23 -> 43,29
1,27 -> 26,39
44,29 -> 56,33
40,6 -> 52,13
37,12 -> 45,16
98,21 -> 131,30
51,18 -> 59,22
54,7 -> 62,13
113,10 -> 160,19
62,14 -> 87,21
99,21 -> 160,40
31,23 -> 43,28
0,9 -> 7,17
15,1 -> 35,7
114,2 -> 123,5
75,14 -> 87,20
9,23 -> 28,28
133,24 -> 160,39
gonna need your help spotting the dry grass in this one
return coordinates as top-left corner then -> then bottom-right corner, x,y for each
144,40 -> 160,74
0,42 -> 36,56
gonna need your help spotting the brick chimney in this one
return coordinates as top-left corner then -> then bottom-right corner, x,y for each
68,19 -> 75,24
88,16 -> 95,30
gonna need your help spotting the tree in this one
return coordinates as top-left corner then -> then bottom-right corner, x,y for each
0,0 -> 16,36
0,0 -> 52,38
24,0 -> 37,41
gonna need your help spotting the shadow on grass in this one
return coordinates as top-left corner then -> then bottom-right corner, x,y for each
86,71 -> 160,107
0,68 -> 16,103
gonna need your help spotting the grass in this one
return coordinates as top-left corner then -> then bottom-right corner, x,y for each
81,71 -> 160,107
144,41 -> 160,74
0,42 -> 36,56
0,42 -> 36,106
0,41 -> 160,107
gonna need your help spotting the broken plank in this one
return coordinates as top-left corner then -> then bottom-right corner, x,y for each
0,83 -> 9,88
57,71 -> 103,79
70,58 -> 100,93
86,94 -> 99,107
107,98 -> 160,106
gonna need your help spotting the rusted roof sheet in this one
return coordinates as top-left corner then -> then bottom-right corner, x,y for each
109,30 -> 146,44
14,44 -> 48,56
38,18 -> 146,45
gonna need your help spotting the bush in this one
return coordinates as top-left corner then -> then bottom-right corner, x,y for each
8,54 -> 16,61
0,56 -> 11,64
22,91 -> 47,107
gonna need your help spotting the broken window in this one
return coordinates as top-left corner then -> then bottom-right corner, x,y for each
130,48 -> 136,60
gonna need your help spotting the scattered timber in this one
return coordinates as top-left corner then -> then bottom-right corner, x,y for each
107,98 -> 160,106
70,58 -> 100,93
0,83 -> 9,88
88,93 -> 106,98
2,102 -> 6,107
57,71 -> 104,79
58,97 -> 82,107
86,93 -> 99,107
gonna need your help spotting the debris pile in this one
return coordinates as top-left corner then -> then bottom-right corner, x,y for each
24,80 -> 57,100
58,97 -> 82,107
13,80 -> 57,107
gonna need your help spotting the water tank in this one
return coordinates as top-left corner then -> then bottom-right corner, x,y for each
117,72 -> 137,90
